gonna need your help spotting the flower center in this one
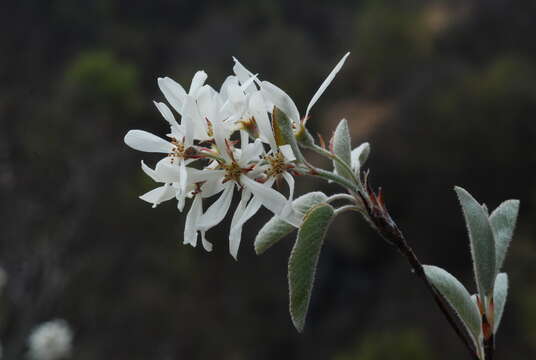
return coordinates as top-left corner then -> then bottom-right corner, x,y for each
169,138 -> 185,163
223,161 -> 243,183
265,151 -> 286,177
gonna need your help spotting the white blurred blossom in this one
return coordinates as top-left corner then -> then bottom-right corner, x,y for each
28,320 -> 73,360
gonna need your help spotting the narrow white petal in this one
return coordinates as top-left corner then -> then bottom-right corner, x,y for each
229,194 -> 263,257
305,52 -> 350,122
154,157 -> 180,183
249,91 -> 276,148
195,85 -> 214,120
184,194 -> 202,246
211,114 -> 232,162
153,101 -> 180,129
200,177 -> 225,198
139,184 -> 176,207
180,96 -> 197,145
141,160 -> 159,182
198,183 -> 235,230
220,75 -> 239,99
178,159 -> 188,194
226,83 -> 247,116
239,74 -> 259,93
189,71 -> 208,94
260,80 -> 301,125
201,231 -> 213,252
229,190 -> 252,259
177,193 -> 186,212
124,130 -> 174,153
282,171 -> 295,201
239,138 -> 264,165
240,175 -> 287,215
232,57 -> 258,89
158,77 -> 186,114
188,168 -> 225,185
240,129 -> 249,150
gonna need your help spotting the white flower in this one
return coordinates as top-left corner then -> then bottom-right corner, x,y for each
260,52 -> 350,126
28,320 -> 73,360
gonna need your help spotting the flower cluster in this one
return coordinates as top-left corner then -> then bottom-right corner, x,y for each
124,53 -> 350,258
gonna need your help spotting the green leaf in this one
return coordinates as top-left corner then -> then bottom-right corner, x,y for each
272,106 -> 304,163
332,119 -> 353,180
490,200 -> 519,272
455,186 -> 496,297
423,265 -> 482,342
350,142 -> 370,172
254,192 -> 328,255
493,273 -> 508,333
288,203 -> 334,332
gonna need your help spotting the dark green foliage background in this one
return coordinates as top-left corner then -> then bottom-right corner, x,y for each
1,0 -> 536,359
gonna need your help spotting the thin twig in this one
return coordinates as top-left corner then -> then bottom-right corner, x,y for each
397,237 -> 480,360
361,188 -> 480,360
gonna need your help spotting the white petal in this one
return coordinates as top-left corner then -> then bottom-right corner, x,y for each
240,175 -> 287,215
220,75 -> 239,99
153,101 -> 180,129
189,71 -> 208,94
177,193 -> 186,212
139,184 -> 176,207
282,171 -> 295,201
239,74 -> 259,93
141,160 -> 159,182
211,113 -> 232,162
124,130 -> 174,153
305,52 -> 350,122
178,159 -> 188,194
229,191 -> 264,258
279,144 -> 296,162
158,77 -> 186,114
260,81 -> 301,125
180,96 -> 197,145
154,157 -> 180,183
184,194 -> 202,246
197,183 -> 235,230
227,84 -> 246,109
229,190 -> 252,259
200,177 -> 225,198
249,91 -> 276,148
201,231 -> 213,252
195,85 -> 214,120
232,57 -> 259,93
188,168 -> 225,185
239,138 -> 264,165
240,129 -> 249,150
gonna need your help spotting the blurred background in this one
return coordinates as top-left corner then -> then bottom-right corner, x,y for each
1,0 -> 536,359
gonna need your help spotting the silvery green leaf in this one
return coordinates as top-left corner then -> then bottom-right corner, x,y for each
493,273 -> 508,333
332,119 -> 353,180
254,192 -> 328,255
455,186 -> 496,297
490,200 -> 519,272
350,142 -> 370,173
272,106 -> 304,163
424,265 -> 482,342
288,203 -> 334,332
